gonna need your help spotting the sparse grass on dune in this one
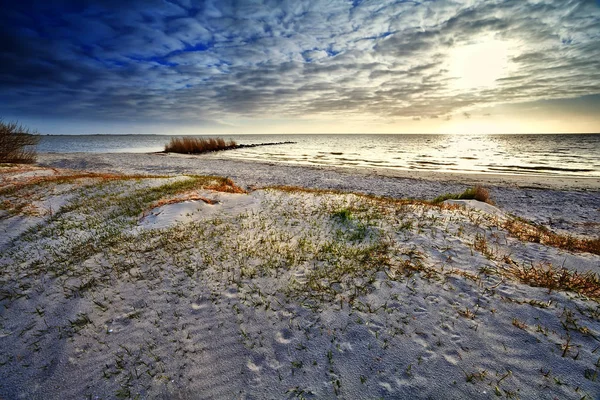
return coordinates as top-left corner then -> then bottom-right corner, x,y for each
0,171 -> 161,196
506,260 -> 600,300
504,218 -> 600,255
263,185 -> 430,208
0,170 -> 244,218
244,185 -> 600,258
164,137 -> 237,154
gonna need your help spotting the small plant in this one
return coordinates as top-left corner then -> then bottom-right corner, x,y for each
0,119 -> 40,163
464,369 -> 487,383
512,318 -> 527,330
164,137 -> 237,154
432,186 -> 492,204
332,208 -> 353,221
458,307 -> 476,319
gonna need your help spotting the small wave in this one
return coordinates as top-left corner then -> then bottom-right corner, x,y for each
414,161 -> 457,166
460,157 -> 478,160
487,167 -> 546,175
494,165 -> 594,173
355,159 -> 385,164
365,163 -> 389,167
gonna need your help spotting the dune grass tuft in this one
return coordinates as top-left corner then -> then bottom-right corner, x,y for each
165,137 -> 237,154
331,208 -> 353,221
433,185 -> 492,204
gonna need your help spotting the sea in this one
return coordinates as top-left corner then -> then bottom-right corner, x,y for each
38,134 -> 600,178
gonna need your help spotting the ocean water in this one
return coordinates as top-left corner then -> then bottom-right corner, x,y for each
38,134 -> 600,177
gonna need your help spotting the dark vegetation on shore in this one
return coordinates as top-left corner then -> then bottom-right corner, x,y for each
0,119 -> 39,163
432,185 -> 492,204
164,136 -> 295,154
165,137 -> 237,153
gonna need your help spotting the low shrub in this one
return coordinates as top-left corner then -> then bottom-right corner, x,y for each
0,120 -> 40,163
433,185 -> 492,204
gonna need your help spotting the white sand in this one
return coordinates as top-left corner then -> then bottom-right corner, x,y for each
1,160 -> 599,399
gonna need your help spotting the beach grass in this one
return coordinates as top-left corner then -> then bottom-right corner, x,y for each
432,185 -> 492,204
503,218 -> 600,255
164,137 -> 237,154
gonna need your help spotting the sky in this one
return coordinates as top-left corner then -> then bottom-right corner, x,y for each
1,0 -> 599,135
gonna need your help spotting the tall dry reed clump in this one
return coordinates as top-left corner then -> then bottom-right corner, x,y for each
165,137 -> 237,154
0,120 -> 40,163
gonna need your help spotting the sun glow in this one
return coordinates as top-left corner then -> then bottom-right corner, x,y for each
448,39 -> 512,90
441,117 -> 537,135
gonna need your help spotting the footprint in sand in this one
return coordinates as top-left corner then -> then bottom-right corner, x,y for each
293,269 -> 308,284
378,381 -> 394,393
191,301 -> 208,312
413,306 -> 428,317
419,349 -> 437,362
412,331 -> 430,349
246,355 -> 268,389
223,287 -> 238,299
275,328 -> 293,344
442,350 -> 461,365
368,321 -> 384,337
247,359 -> 262,372
413,336 -> 429,349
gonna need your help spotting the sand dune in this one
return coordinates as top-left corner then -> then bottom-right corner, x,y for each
0,162 -> 599,399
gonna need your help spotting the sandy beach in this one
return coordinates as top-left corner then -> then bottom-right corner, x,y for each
1,154 -> 599,399
38,152 -> 600,236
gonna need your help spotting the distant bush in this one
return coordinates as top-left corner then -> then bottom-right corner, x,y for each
165,137 -> 237,154
433,185 -> 492,204
0,120 -> 40,163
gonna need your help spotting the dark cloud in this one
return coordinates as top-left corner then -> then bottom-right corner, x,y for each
0,0 -> 599,129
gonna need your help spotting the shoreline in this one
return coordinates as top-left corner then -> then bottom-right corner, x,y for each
38,151 -> 600,191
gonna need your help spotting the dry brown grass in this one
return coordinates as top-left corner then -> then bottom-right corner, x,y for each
0,171 -> 159,196
0,120 -> 40,163
504,218 -> 600,255
205,177 -> 246,194
471,186 -> 492,203
164,137 -> 237,154
140,194 -> 219,220
432,185 -> 493,204
506,260 -> 600,300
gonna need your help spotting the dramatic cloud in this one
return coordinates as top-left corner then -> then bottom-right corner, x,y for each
0,0 -> 599,132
